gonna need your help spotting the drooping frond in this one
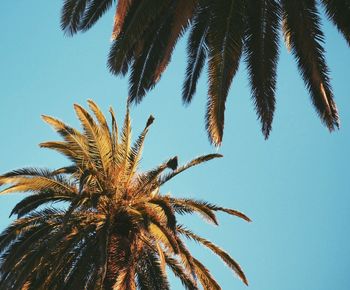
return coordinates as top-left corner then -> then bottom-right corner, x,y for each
192,256 -> 221,290
108,0 -> 170,76
282,0 -> 339,130
112,0 -> 133,40
60,0 -> 349,142
148,198 -> 176,231
150,0 -> 198,85
61,0 -> 89,35
245,0 -> 281,138
136,248 -> 170,290
161,249 -> 198,290
114,265 -> 136,290
10,189 -> 76,218
178,225 -> 248,285
206,0 -> 245,146
183,3 -> 210,104
170,198 -> 219,225
321,0 -> 350,46
80,0 -> 114,32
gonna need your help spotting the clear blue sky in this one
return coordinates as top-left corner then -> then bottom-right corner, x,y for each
1,2 -> 349,290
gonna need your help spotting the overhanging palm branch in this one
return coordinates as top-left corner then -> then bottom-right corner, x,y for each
0,100 -> 250,289
60,0 -> 349,145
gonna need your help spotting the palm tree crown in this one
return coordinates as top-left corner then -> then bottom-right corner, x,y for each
60,0 -> 349,145
0,100 -> 250,289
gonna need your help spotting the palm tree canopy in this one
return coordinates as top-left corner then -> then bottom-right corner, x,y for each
0,100 -> 250,289
59,0 -> 349,145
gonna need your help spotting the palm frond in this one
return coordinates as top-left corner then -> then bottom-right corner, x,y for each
135,157 -> 178,196
178,225 -> 248,285
136,249 -> 170,290
245,0 -> 281,138
192,256 -> 220,290
108,0 -> 170,75
206,0 -> 245,146
112,0 -> 134,40
74,104 -> 111,173
151,0 -> 198,85
170,198 -> 218,225
282,0 -> 339,130
148,198 -> 176,231
161,249 -> 198,290
80,0 -> 114,32
87,99 -> 112,151
158,153 -> 222,186
321,0 -> 350,46
114,266 -> 136,290
61,0 -> 90,35
10,189 -> 76,218
183,3 -> 210,104
125,115 -> 154,185
109,106 -> 119,156
41,114 -> 91,168
0,174 -> 77,196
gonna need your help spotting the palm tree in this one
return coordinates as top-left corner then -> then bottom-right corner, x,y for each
60,0 -> 349,145
0,100 -> 250,289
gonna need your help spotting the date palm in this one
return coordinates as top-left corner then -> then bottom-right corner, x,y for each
60,0 -> 349,145
0,100 -> 250,289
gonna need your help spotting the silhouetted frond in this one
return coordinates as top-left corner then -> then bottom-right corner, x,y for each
282,0 -> 339,130
60,0 -> 349,143
321,0 -> 350,46
245,0 -> 281,138
80,0 -> 114,32
183,3 -> 210,104
206,0 -> 245,145
61,0 -> 89,36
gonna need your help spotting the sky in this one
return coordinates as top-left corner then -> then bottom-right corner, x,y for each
0,2 -> 349,290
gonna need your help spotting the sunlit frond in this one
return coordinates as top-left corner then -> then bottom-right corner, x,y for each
0,100 -> 249,288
